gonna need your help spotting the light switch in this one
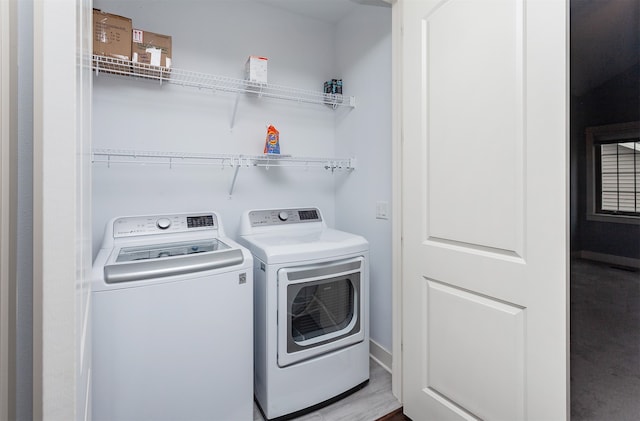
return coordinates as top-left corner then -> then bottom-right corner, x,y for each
376,201 -> 389,220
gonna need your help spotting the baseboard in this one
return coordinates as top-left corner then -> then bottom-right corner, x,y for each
577,250 -> 640,269
370,339 -> 392,373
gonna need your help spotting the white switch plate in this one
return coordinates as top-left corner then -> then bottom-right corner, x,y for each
376,201 -> 389,220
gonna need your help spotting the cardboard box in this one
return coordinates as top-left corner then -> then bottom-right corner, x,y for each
93,9 -> 132,61
245,56 -> 268,84
132,29 -> 172,72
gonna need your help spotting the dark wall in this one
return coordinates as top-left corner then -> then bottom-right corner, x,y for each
571,63 -> 640,259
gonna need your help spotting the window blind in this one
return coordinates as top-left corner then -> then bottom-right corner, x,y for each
600,141 -> 639,214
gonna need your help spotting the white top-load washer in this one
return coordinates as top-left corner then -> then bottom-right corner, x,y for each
238,207 -> 369,420
92,211 -> 253,421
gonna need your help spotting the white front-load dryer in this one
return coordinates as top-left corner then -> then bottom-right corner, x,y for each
92,212 -> 253,421
238,207 -> 370,420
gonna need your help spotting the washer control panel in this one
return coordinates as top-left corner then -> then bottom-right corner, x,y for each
113,213 -> 217,238
248,208 -> 322,227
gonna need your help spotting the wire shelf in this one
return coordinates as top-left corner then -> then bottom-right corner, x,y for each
92,55 -> 356,109
92,149 -> 355,170
92,149 -> 355,196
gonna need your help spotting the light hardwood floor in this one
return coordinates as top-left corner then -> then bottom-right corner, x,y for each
253,358 -> 401,421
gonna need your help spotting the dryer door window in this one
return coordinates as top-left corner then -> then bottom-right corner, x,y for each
289,276 -> 357,344
277,257 -> 365,367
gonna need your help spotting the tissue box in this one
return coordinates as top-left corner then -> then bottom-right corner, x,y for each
131,29 -> 172,77
245,56 -> 268,84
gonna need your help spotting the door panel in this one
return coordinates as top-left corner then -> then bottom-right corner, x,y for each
401,0 -> 568,419
426,0 -> 524,254
427,280 -> 525,421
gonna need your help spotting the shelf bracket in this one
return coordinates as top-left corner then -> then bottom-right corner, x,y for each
230,92 -> 241,129
228,163 -> 241,197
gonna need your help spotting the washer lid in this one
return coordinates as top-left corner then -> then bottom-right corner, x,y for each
103,240 -> 244,284
115,239 -> 230,262
239,228 -> 368,264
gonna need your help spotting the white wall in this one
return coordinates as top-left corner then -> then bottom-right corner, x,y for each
16,0 -> 33,418
92,0 -> 341,252
92,0 -> 393,355
1,0 -> 18,418
335,7 -> 393,352
32,0 -> 84,417
77,2 -> 94,419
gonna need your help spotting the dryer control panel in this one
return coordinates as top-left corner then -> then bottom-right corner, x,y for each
113,213 -> 218,238
248,208 -> 322,227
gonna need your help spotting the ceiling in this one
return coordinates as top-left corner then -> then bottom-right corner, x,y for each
253,0 -> 638,96
252,0 -> 389,24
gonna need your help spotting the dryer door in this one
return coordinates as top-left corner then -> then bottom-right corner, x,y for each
277,256 -> 365,367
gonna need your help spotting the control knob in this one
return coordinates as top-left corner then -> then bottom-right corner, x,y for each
156,218 -> 171,230
278,211 -> 289,221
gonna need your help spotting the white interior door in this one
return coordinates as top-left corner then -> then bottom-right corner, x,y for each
401,0 -> 568,420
